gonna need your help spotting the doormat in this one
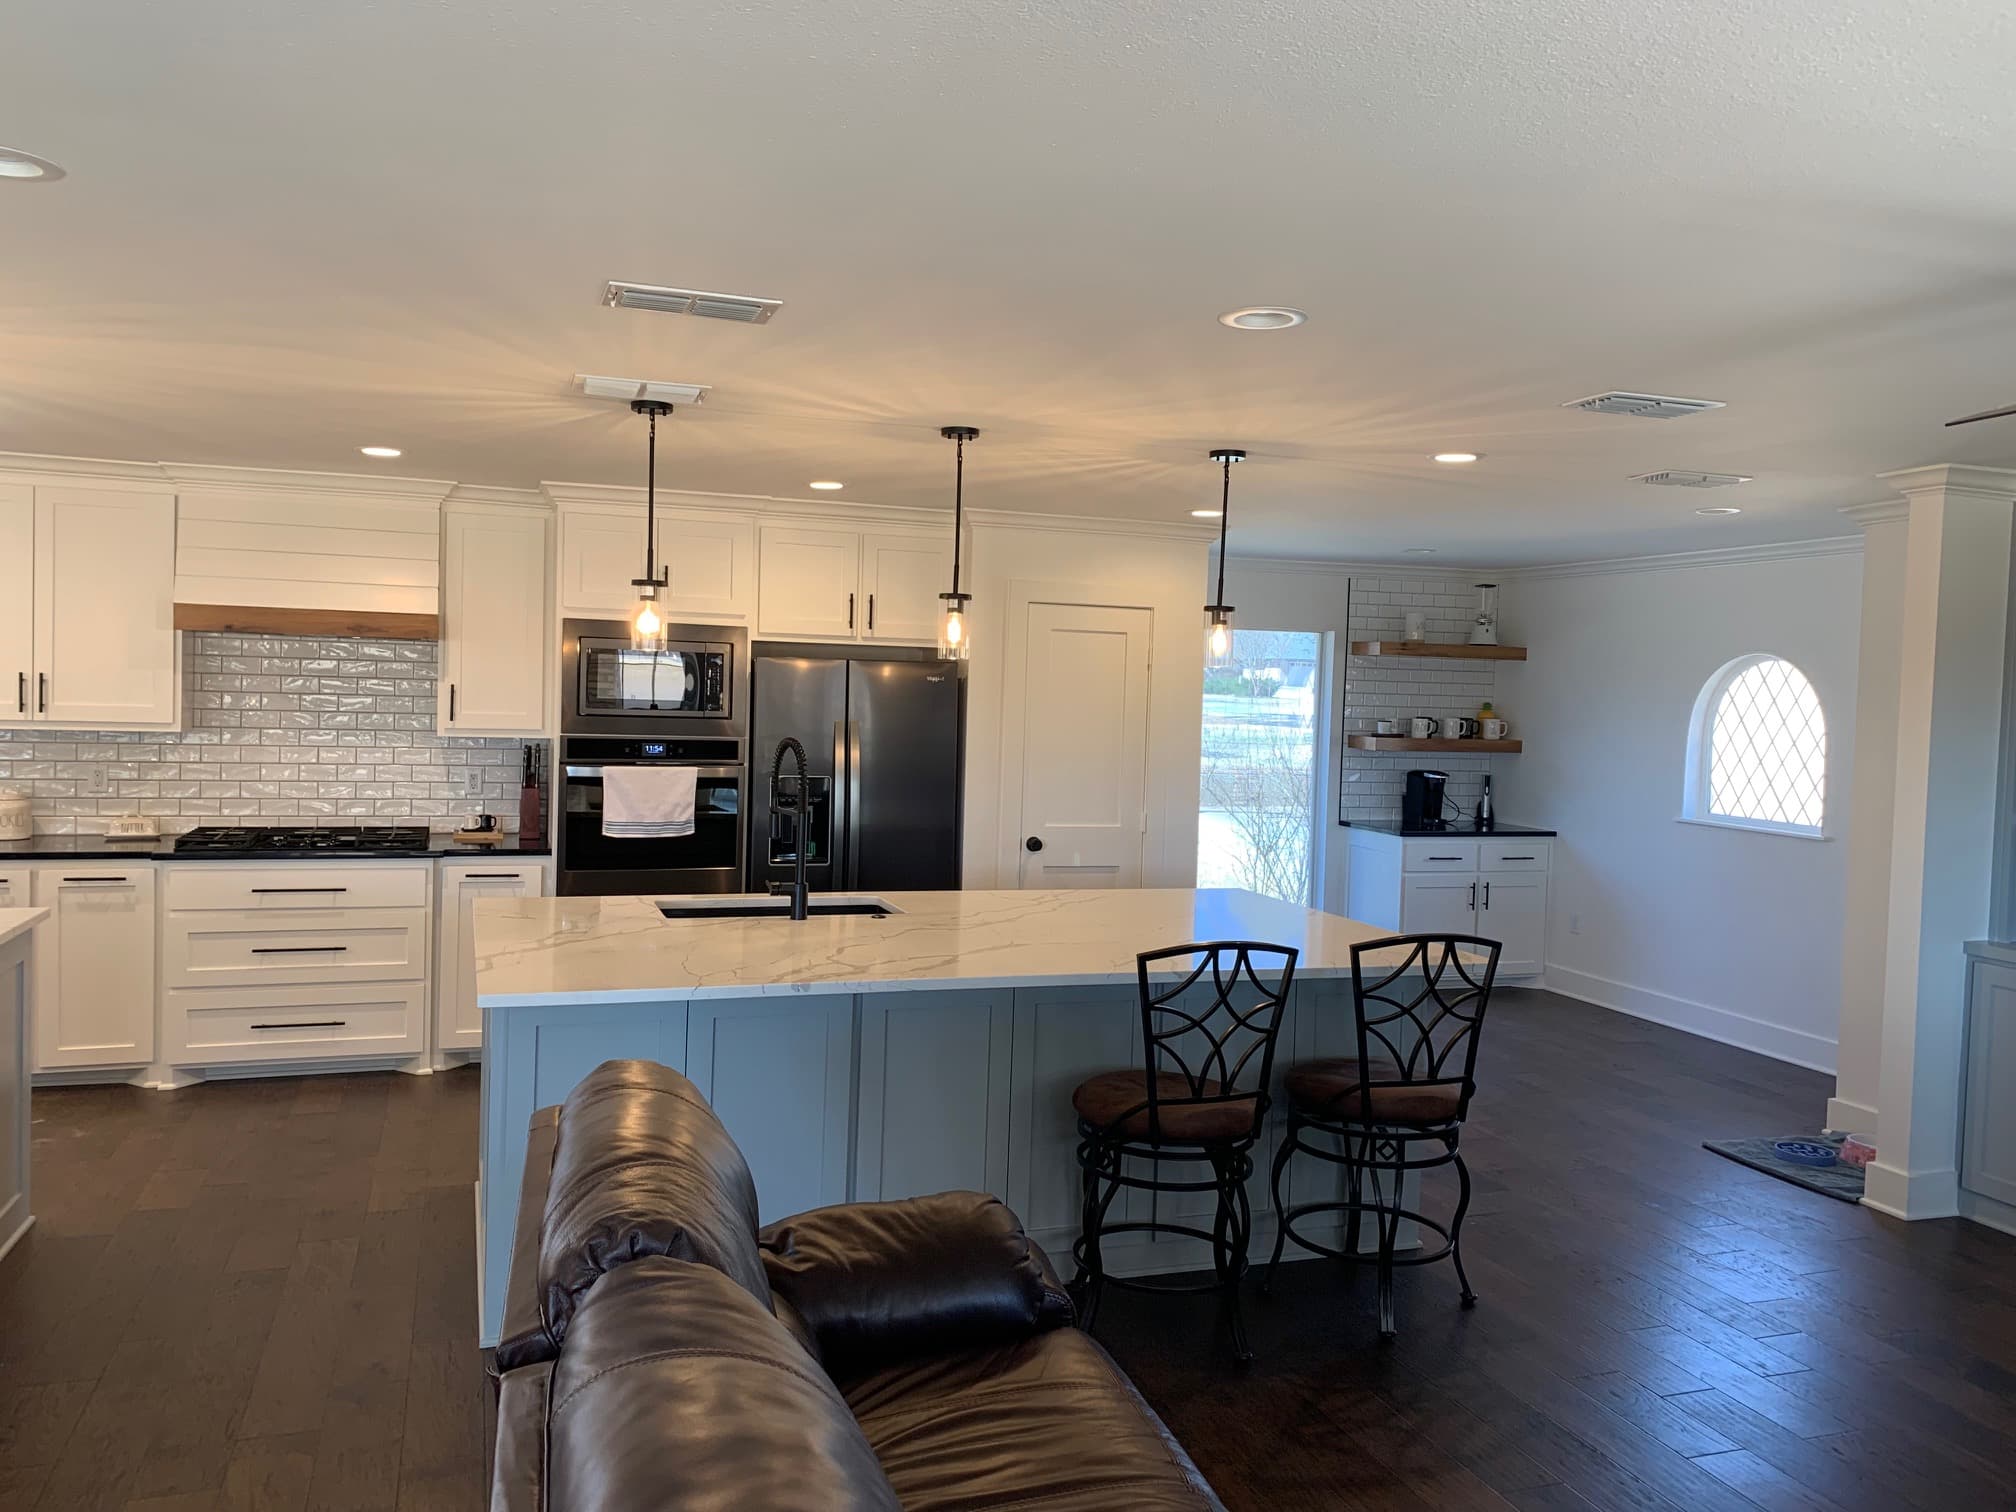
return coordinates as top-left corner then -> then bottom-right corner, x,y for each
1702,1135 -> 1866,1204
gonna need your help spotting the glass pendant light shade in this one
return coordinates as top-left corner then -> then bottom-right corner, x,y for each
631,583 -> 667,653
628,398 -> 675,653
938,425 -> 980,662
1203,447 -> 1245,672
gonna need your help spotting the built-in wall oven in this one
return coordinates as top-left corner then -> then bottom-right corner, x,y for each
557,620 -> 749,896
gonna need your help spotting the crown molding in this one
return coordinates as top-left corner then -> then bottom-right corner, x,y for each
1878,463 -> 2016,502
0,450 -> 173,484
540,479 -> 949,530
1512,535 -> 1864,580
161,461 -> 456,507
1227,553 -> 1501,578
967,507 -> 1218,543
1840,499 -> 1911,527
444,483 -> 550,512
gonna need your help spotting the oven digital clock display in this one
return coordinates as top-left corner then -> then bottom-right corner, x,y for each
641,742 -> 668,758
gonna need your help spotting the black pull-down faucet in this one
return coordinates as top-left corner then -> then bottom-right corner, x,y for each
767,736 -> 811,921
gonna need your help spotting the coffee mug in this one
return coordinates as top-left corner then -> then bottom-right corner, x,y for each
1408,716 -> 1438,739
1479,717 -> 1508,740
1374,719 -> 1401,735
463,812 -> 499,832
1439,716 -> 1479,739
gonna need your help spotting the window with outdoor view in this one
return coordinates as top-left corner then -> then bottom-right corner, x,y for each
1198,629 -> 1327,904
1683,654 -> 1827,835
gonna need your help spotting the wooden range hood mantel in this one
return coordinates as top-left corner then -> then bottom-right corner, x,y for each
174,603 -> 440,641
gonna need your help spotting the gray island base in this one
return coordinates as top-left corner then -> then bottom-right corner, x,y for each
474,887 -> 1449,1345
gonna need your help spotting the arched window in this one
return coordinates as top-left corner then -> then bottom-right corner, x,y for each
1682,655 -> 1828,835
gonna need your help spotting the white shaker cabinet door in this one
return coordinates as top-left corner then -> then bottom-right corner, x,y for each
860,532 -> 952,644
436,860 -> 549,1054
0,486 -> 32,726
1399,874 -> 1479,940
1477,873 -> 1546,976
560,507 -> 754,624
0,871 -> 30,910
440,507 -> 549,735
35,487 -> 179,729
31,865 -> 157,1070
757,527 -> 862,639
558,509 -> 644,618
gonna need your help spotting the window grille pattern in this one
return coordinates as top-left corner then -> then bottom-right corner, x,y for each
1701,656 -> 1826,831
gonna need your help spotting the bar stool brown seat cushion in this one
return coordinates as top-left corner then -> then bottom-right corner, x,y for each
1284,1058 -> 1462,1125
1072,1070 -> 1256,1142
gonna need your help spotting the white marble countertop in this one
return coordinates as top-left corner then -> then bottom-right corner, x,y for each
0,909 -> 48,950
474,887 -> 1436,1007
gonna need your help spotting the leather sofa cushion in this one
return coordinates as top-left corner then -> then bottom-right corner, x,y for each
760,1192 -> 1074,1380
544,1256 -> 902,1512
1072,1068 -> 1258,1141
845,1326 -> 1227,1511
537,1060 -> 771,1348
1284,1057 -> 1463,1124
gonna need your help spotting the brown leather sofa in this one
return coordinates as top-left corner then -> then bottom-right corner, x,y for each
489,1059 -> 1227,1511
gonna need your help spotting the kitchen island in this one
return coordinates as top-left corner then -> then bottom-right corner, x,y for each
0,908 -> 47,1265
472,887 -> 1427,1344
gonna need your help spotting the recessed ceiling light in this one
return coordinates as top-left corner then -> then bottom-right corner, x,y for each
1695,506 -> 1743,516
0,148 -> 65,181
1190,509 -> 1223,519
1431,452 -> 1481,464
1404,547 -> 1439,555
808,480 -> 845,491
1219,306 -> 1307,331
359,446 -> 402,459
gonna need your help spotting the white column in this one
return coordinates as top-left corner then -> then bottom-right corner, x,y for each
1865,465 -> 2016,1219
1828,501 -> 1908,1134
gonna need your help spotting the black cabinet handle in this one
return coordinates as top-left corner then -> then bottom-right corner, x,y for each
251,1020 -> 347,1030
14,671 -> 22,714
1025,836 -> 1044,852
1483,882 -> 1492,908
847,592 -> 856,631
251,886 -> 348,894
1428,855 -> 1464,862
448,683 -> 457,722
463,872 -> 524,880
1469,882 -> 1476,910
62,875 -> 128,883
1498,855 -> 1535,861
250,945 -> 349,954
37,672 -> 46,713
867,594 -> 875,632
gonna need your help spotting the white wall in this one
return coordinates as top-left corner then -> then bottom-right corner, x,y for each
962,516 -> 1211,889
1496,544 -> 1864,1072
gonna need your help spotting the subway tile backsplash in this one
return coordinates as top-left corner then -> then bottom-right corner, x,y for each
0,633 -> 531,835
1340,576 -> 1502,824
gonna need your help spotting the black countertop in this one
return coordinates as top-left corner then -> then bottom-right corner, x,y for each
1342,820 -> 1558,838
0,834 -> 553,861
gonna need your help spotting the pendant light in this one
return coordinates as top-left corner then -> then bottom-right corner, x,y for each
937,425 -> 979,661
1203,447 -> 1246,668
628,399 -> 674,653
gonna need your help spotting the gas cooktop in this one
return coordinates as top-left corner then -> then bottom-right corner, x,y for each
171,825 -> 432,855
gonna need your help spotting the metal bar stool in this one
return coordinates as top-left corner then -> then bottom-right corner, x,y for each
1068,940 -> 1297,1364
1264,934 -> 1501,1340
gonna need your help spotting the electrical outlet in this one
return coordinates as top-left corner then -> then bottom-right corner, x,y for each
1568,912 -> 1582,935
464,765 -> 484,798
84,765 -> 109,797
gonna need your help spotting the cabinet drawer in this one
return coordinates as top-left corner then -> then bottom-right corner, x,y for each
165,864 -> 429,912
1480,840 -> 1550,872
166,982 -> 426,1066
163,911 -> 426,988
0,870 -> 29,908
1402,841 -> 1478,873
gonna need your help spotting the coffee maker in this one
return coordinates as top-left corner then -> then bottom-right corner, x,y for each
1402,769 -> 1450,830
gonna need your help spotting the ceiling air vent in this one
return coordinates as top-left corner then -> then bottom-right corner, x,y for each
1564,391 -> 1725,420
574,374 -> 711,405
602,281 -> 782,324
1633,470 -> 1753,488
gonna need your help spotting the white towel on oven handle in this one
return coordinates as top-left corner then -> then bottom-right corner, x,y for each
600,764 -> 697,839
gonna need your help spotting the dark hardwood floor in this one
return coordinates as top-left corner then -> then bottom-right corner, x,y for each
3,989 -> 2013,1511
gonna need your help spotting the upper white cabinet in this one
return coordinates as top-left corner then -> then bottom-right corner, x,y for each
440,505 -> 550,735
757,524 -> 952,644
556,503 -> 755,624
31,864 -> 157,1071
1,484 -> 179,730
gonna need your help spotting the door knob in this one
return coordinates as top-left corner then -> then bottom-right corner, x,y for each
1025,836 -> 1044,852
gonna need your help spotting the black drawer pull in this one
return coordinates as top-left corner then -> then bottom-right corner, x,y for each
250,1020 -> 347,1030
62,875 -> 128,883
250,945 -> 349,954
1497,854 -> 1536,861
250,886 -> 348,894
463,872 -> 524,880
1426,855 -> 1464,862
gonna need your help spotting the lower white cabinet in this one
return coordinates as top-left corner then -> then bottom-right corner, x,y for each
435,858 -> 551,1056
1963,954 -> 2016,1212
30,865 -> 157,1071
0,870 -> 29,910
1346,831 -> 1552,978
161,861 -> 431,1068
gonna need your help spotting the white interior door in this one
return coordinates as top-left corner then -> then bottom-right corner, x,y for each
1010,602 -> 1152,888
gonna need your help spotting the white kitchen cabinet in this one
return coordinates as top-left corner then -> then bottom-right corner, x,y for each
2,484 -> 179,730
757,524 -> 952,644
435,857 -> 550,1057
440,505 -> 550,735
0,871 -> 30,911
557,504 -> 755,624
1963,955 -> 2016,1213
855,989 -> 1013,1203
1344,829 -> 1552,979
30,864 -> 157,1071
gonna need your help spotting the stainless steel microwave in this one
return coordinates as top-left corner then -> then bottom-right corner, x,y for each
562,619 -> 748,739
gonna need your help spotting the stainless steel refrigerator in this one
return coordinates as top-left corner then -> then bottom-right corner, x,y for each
748,647 -> 963,893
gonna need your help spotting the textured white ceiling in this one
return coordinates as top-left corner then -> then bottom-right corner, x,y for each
7,0 -> 2016,562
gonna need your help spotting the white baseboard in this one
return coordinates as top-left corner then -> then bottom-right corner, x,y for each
1863,1159 -> 1959,1220
1824,1096 -> 1878,1135
1960,1189 -> 2016,1238
1544,964 -> 1839,1074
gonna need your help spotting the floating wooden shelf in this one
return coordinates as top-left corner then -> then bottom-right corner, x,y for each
1351,640 -> 1527,661
1348,736 -> 1524,754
